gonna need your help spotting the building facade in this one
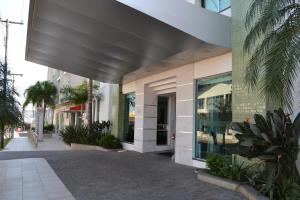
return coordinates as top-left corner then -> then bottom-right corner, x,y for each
25,0 -> 300,168
46,68 -> 114,132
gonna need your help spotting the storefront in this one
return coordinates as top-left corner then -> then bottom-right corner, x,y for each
121,53 -> 232,167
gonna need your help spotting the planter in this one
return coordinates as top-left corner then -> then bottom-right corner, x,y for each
28,131 -> 38,147
64,143 -> 71,150
197,170 -> 268,200
70,143 -> 110,152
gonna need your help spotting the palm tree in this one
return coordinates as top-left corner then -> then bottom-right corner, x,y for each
60,79 -> 97,127
0,62 -> 23,148
243,0 -> 300,111
87,78 -> 93,127
23,81 -> 57,126
60,81 -> 88,110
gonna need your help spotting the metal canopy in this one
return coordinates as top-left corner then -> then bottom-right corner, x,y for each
26,0 -> 231,83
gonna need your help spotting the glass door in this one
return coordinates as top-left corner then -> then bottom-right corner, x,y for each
157,96 -> 169,145
123,93 -> 135,143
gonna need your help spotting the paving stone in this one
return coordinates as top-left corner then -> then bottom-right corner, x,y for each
0,158 -> 75,200
0,151 -> 245,200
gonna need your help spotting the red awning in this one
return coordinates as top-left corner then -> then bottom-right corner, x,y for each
69,104 -> 85,111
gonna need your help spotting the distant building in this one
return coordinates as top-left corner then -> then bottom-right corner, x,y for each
46,68 -> 113,132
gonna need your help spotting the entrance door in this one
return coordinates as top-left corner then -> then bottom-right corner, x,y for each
157,96 -> 169,145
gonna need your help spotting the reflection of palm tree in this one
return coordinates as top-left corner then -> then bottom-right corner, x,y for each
215,100 -> 232,121
128,95 -> 135,108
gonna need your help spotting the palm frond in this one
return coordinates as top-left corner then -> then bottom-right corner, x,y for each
244,0 -> 300,112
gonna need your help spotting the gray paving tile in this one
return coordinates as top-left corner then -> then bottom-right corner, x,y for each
0,151 -> 246,200
0,158 -> 75,200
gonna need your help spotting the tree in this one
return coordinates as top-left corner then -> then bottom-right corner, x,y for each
60,81 -> 88,106
0,62 -> 23,148
244,0 -> 300,111
88,78 -> 93,127
60,80 -> 98,127
23,81 -> 57,126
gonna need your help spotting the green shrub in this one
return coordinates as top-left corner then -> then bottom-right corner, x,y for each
206,153 -> 226,177
222,156 -> 250,182
207,154 -> 252,182
44,124 -> 54,132
98,135 -> 122,149
60,121 -> 111,145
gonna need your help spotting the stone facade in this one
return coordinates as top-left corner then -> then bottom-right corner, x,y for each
118,53 -> 232,167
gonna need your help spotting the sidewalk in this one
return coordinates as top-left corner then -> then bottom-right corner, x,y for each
0,158 -> 74,200
4,132 -> 70,151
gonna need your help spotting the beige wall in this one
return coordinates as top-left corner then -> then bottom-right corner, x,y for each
122,52 -> 232,167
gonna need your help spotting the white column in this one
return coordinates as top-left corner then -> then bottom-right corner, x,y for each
175,64 -> 194,166
75,112 -> 78,126
95,98 -> 99,122
134,83 -> 158,153
36,107 -> 44,141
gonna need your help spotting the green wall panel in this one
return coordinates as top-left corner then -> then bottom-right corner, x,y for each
110,84 -> 124,138
231,0 -> 271,122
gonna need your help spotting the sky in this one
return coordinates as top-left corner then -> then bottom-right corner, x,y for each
0,0 -> 48,112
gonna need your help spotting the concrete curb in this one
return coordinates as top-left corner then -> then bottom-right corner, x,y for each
197,170 -> 268,200
70,143 -> 111,152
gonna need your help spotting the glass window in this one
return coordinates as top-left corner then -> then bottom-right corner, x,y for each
219,0 -> 231,11
123,93 -> 135,143
195,73 -> 237,159
202,0 -> 231,13
198,98 -> 205,109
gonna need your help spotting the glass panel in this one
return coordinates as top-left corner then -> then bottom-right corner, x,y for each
123,93 -> 135,143
203,0 -> 219,12
195,73 -> 236,159
202,0 -> 231,12
219,0 -> 231,11
157,96 -> 168,145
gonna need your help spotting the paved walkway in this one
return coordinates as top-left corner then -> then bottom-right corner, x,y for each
0,151 -> 246,200
4,132 -> 69,151
0,158 -> 74,200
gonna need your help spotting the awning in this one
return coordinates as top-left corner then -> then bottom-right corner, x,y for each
69,104 -> 85,111
26,0 -> 231,83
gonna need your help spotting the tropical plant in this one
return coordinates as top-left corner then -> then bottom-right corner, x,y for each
0,62 -> 23,148
23,81 -> 57,126
243,0 -> 300,111
44,124 -> 54,132
206,153 -> 226,177
98,135 -> 122,149
230,109 -> 300,198
60,120 -> 111,145
60,80 -> 99,127
206,153 -> 251,182
60,81 -> 89,106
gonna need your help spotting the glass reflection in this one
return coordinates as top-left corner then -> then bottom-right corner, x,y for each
195,74 -> 237,159
124,93 -> 135,143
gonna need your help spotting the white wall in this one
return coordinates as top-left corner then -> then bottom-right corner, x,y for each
99,83 -> 113,122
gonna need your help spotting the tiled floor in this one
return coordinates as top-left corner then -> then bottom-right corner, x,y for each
0,151 -> 246,200
0,158 -> 74,200
4,132 -> 69,151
